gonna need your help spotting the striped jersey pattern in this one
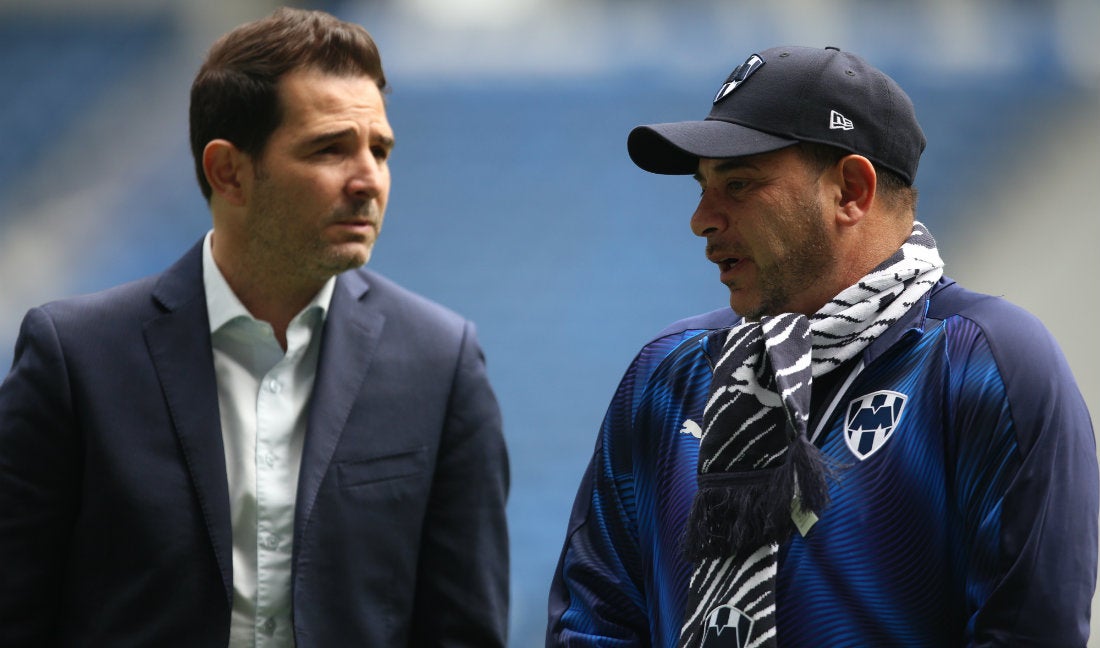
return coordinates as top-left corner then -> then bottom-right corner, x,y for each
548,277 -> 1097,647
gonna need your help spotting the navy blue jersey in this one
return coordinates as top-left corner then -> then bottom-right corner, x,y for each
548,278 -> 1098,647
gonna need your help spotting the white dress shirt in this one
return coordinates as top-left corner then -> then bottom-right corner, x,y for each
202,231 -> 334,647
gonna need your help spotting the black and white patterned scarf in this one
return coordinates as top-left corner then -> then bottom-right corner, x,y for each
678,222 -> 944,648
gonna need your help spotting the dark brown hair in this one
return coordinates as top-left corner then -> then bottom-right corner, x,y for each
189,7 -> 387,201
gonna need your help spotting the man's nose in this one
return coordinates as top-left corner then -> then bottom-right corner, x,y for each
690,188 -> 726,237
347,150 -> 384,198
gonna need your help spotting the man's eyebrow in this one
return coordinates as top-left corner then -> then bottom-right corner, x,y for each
693,158 -> 758,183
375,133 -> 395,150
712,158 -> 759,174
300,128 -> 395,150
299,128 -> 354,149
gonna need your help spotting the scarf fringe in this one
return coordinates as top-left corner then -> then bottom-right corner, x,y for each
787,433 -> 832,516
683,436 -> 832,562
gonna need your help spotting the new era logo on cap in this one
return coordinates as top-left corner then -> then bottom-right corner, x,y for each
830,110 -> 853,131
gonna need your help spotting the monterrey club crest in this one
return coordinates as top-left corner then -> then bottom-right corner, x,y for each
844,390 -> 908,460
701,605 -> 754,648
714,53 -> 764,103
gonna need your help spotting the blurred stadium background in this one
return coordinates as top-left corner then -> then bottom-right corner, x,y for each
1,0 -> 1097,645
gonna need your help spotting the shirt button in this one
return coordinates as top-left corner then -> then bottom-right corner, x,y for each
261,617 -> 277,635
263,452 -> 277,467
259,533 -> 279,550
266,379 -> 282,394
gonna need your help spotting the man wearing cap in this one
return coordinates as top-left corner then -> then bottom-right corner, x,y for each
547,46 -> 1097,647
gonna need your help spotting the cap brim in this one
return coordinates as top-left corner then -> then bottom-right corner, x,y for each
627,120 -> 798,175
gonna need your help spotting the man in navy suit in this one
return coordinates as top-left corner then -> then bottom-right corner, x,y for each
0,8 -> 509,646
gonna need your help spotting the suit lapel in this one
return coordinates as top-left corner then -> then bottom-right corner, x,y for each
143,241 -> 233,607
294,271 -> 384,541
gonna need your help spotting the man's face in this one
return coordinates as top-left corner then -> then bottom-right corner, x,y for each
244,68 -> 394,284
692,146 -> 837,319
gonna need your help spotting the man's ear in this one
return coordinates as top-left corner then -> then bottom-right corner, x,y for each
202,139 -> 251,207
835,154 -> 877,225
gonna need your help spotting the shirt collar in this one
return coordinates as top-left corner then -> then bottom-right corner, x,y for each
202,230 -> 336,334
861,276 -> 950,364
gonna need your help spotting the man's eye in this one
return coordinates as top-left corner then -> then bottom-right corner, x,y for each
372,146 -> 390,161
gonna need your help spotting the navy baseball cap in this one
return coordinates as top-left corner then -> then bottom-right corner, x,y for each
627,46 -> 926,185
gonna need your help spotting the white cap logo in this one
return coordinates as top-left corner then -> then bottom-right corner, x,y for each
714,54 -> 764,104
829,110 -> 854,131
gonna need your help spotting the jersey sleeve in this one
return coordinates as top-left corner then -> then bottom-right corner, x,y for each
547,349 -> 652,647
948,307 -> 1098,647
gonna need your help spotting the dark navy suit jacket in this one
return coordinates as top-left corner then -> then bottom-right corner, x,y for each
0,239 -> 510,647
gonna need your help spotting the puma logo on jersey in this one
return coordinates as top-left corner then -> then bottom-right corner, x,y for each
680,419 -> 702,439
844,390 -> 907,460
